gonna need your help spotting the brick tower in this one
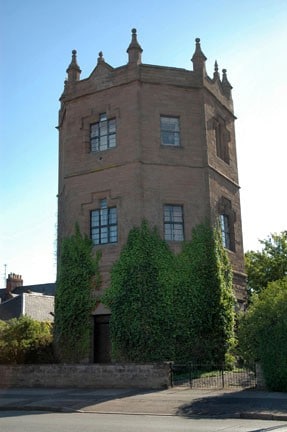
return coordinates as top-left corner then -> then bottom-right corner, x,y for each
57,29 -> 246,330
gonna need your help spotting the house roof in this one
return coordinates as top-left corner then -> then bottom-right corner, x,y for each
12,283 -> 56,296
0,283 -> 56,303
0,295 -> 22,320
0,292 -> 54,322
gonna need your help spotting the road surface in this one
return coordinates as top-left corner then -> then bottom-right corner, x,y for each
0,411 -> 287,432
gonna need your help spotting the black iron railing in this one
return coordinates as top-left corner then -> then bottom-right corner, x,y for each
170,363 -> 256,389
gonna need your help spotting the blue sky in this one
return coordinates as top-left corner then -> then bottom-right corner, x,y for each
1,0 -> 286,286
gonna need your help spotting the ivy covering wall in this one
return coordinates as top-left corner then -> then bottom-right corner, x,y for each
102,221 -> 175,361
54,224 -> 101,362
103,220 -> 235,365
175,223 -> 235,364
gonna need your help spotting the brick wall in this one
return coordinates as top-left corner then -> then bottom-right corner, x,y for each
0,363 -> 170,389
58,34 -> 247,302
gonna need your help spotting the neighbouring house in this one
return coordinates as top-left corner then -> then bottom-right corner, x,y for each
0,273 -> 55,322
57,29 -> 247,362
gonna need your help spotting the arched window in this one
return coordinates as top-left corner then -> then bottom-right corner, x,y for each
213,117 -> 230,164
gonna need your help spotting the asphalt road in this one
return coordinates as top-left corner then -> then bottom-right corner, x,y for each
0,411 -> 287,432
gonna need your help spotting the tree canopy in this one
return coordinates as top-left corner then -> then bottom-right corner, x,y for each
0,316 -> 53,364
245,231 -> 287,297
238,277 -> 287,391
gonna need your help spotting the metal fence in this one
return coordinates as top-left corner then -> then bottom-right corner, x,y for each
170,363 -> 256,389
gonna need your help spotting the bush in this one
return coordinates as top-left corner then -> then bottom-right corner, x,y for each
0,316 -> 54,364
238,277 -> 287,391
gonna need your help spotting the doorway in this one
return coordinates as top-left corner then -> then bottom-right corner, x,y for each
93,314 -> 111,363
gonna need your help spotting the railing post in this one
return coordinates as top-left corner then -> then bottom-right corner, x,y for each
169,362 -> 174,388
189,362 -> 192,388
221,364 -> 225,388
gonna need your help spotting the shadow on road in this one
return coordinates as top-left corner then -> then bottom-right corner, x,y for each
0,387 -> 158,419
176,389 -> 287,420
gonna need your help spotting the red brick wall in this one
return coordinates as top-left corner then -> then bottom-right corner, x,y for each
58,53 -> 246,302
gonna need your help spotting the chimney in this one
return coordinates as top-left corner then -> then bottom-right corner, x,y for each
6,273 -> 23,296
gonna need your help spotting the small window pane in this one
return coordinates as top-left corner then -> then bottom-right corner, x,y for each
101,199 -> 107,208
109,134 -> 116,148
174,133 -> 180,146
99,113 -> 107,122
165,225 -> 172,240
101,135 -> 108,146
91,228 -> 100,244
101,208 -> 108,225
162,117 -> 179,132
161,132 -> 172,145
174,226 -> 184,241
100,230 -> 108,244
109,226 -> 118,242
91,211 -> 100,226
100,123 -> 107,136
91,139 -> 96,152
109,119 -> 116,132
172,207 -> 183,222
90,124 -> 99,138
164,206 -> 171,221
109,208 -> 117,224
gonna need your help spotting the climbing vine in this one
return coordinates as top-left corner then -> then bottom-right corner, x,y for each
102,221 -> 175,361
175,222 -> 235,364
103,220 -> 235,365
54,224 -> 101,362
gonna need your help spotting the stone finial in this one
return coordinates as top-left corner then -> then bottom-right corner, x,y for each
127,28 -> 143,65
213,60 -> 220,81
191,38 -> 207,74
97,51 -> 105,64
221,68 -> 233,98
66,49 -> 81,82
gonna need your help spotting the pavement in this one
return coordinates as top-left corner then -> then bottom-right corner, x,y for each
0,386 -> 287,422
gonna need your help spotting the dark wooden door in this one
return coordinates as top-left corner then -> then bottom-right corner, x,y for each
94,315 -> 111,363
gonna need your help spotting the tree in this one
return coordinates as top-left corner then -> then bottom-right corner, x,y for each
54,224 -> 101,362
238,277 -> 287,391
245,231 -> 287,297
176,222 -> 235,365
102,221 -> 175,362
0,316 -> 53,364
